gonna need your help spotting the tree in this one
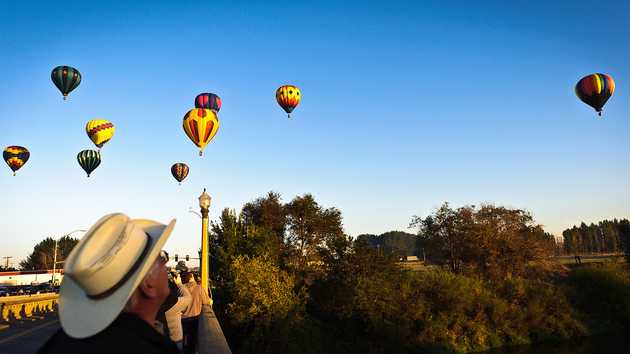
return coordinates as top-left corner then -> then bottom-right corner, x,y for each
620,219 -> 630,264
356,232 -> 417,258
227,255 -> 303,326
20,235 -> 79,270
285,194 -> 344,273
411,203 -> 554,280
561,219 -> 630,255
410,202 -> 467,272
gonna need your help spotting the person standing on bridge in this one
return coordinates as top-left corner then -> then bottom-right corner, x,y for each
37,213 -> 179,354
181,272 -> 211,354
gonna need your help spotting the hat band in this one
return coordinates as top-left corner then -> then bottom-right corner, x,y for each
87,232 -> 152,300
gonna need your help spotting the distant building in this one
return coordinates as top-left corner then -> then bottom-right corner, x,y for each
0,270 -> 64,286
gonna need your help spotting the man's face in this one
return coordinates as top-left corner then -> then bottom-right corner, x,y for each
155,255 -> 170,303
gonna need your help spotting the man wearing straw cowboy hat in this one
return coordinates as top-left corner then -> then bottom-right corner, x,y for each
38,213 -> 180,354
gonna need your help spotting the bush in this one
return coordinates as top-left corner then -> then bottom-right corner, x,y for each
227,255 -> 304,326
565,265 -> 630,332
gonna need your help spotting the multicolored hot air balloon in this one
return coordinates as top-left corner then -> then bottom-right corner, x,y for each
86,119 -> 115,149
3,146 -> 29,176
51,66 -> 81,100
77,150 -> 101,177
195,93 -> 222,113
171,163 -> 189,185
575,73 -> 615,116
182,108 -> 220,156
276,85 -> 301,118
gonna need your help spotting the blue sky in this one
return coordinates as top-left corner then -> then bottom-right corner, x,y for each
1,1 -> 629,266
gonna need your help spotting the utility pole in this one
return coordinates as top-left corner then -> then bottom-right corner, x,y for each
2,256 -> 12,269
52,239 -> 58,285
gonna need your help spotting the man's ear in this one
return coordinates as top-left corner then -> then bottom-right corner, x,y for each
138,272 -> 159,299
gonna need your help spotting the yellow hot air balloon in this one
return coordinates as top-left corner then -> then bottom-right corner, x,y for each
86,119 -> 115,149
182,108 -> 220,156
276,85 -> 301,118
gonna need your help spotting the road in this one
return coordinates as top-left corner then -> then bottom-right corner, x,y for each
0,312 -> 59,354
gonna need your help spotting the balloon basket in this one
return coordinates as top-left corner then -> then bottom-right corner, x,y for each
63,95 -> 68,101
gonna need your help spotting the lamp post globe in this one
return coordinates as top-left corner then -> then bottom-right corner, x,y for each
199,188 -> 211,211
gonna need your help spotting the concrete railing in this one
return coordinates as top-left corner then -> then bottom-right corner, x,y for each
197,304 -> 232,354
0,293 -> 59,322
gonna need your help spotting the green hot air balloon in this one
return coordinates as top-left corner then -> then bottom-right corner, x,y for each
51,66 -> 81,100
77,150 -> 101,177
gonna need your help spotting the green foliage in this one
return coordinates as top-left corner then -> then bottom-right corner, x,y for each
20,235 -> 79,270
564,265 -> 630,331
311,240 -> 586,353
227,255 -> 304,326
210,193 -> 629,354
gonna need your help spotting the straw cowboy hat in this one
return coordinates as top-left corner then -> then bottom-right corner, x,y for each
59,213 -> 176,338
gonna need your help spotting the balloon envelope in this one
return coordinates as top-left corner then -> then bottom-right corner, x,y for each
171,163 -> 189,184
195,93 -> 222,113
276,85 -> 301,118
86,119 -> 115,149
182,108 -> 220,156
575,73 -> 615,116
77,150 -> 101,177
51,66 -> 81,100
3,146 -> 29,176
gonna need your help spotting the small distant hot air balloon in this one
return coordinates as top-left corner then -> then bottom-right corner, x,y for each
276,85 -> 301,118
86,119 -> 115,149
51,66 -> 82,100
171,163 -> 189,185
77,150 -> 101,177
182,108 -> 220,156
3,146 -> 29,176
195,93 -> 222,113
575,73 -> 615,116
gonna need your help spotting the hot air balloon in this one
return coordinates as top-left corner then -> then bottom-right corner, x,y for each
86,119 -> 115,149
195,93 -> 222,113
77,150 -> 101,177
276,85 -> 301,118
575,73 -> 615,116
3,146 -> 29,176
182,108 -> 220,156
51,66 -> 81,100
171,163 -> 189,185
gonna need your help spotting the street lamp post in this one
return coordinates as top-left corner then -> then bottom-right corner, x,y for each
198,188 -> 211,295
52,229 -> 86,286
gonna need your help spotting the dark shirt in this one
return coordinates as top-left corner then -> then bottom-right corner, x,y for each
37,312 -> 179,354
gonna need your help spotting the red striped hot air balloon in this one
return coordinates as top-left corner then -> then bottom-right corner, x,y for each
194,93 -> 222,113
575,73 -> 615,117
182,108 -> 220,156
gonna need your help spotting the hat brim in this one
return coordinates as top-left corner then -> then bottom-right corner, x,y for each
59,218 -> 176,339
